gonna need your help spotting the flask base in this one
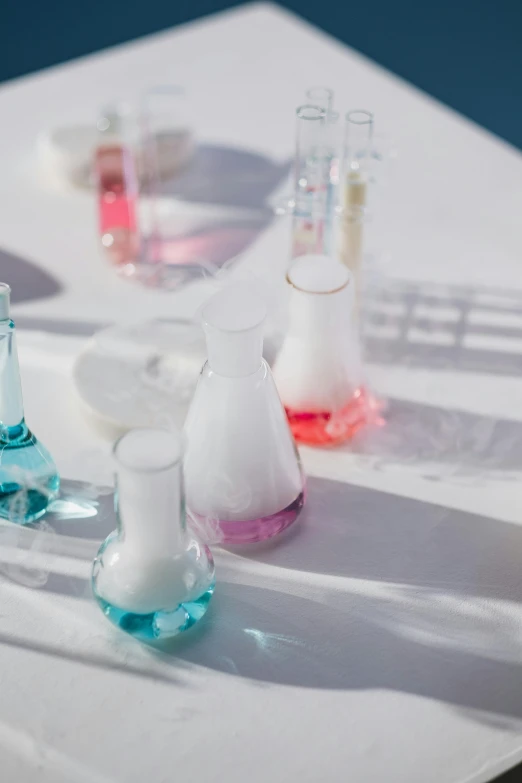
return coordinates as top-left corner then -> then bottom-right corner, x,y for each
190,490 -> 305,545
0,424 -> 60,523
0,477 -> 60,524
285,387 -> 385,446
92,582 -> 215,642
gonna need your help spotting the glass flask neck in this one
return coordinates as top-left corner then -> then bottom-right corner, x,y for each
204,326 -> 264,378
286,256 -> 357,345
0,318 -> 25,432
114,430 -> 186,556
202,284 -> 267,378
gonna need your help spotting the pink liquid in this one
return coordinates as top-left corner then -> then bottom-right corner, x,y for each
292,215 -> 324,258
149,226 -> 258,268
96,144 -> 139,266
190,490 -> 305,545
286,387 -> 386,446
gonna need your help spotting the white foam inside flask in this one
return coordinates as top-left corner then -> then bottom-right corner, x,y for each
184,284 -> 303,523
94,428 -> 205,614
115,428 -> 183,554
273,254 -> 362,412
202,283 -> 267,377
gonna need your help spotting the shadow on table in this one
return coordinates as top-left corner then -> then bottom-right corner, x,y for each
0,250 -> 110,336
45,479 -> 115,540
237,477 -> 522,597
363,278 -> 522,376
160,143 -> 291,211
161,478 -> 522,721
14,315 -> 108,337
7,144 -> 291,330
164,578 -> 522,723
348,396 -> 522,481
156,478 -> 522,722
0,479 -> 114,598
0,247 -> 61,302
0,627 -> 178,686
4,477 -> 522,723
141,144 -> 289,282
0,479 -> 181,685
150,213 -> 273,278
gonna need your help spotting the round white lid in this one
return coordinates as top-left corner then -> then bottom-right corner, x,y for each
114,428 -> 182,472
288,254 -> 350,293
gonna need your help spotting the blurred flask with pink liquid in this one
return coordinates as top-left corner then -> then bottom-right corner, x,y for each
95,105 -> 140,269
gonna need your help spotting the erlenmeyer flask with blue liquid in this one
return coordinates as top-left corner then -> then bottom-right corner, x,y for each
0,284 -> 59,523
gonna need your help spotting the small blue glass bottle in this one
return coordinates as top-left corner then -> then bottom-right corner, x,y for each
0,284 -> 59,523
92,427 -> 215,642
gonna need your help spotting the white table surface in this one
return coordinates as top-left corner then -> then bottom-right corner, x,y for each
1,4 -> 522,782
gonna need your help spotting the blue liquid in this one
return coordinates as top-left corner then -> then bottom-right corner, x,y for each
92,583 -> 215,642
0,421 -> 60,524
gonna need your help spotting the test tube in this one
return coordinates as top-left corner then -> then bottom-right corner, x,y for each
305,86 -> 335,115
292,104 -> 329,258
95,104 -> 140,269
140,85 -> 195,266
342,110 -> 373,210
339,110 -> 374,285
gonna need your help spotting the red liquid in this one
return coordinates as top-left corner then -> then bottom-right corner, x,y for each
286,387 -> 386,446
96,144 -> 139,266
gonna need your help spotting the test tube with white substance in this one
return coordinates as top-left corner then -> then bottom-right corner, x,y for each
339,110 -> 374,295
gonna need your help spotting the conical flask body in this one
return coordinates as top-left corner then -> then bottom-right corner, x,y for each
184,361 -> 305,544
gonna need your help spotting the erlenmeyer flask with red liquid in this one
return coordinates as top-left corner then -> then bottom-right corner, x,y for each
272,254 -> 385,446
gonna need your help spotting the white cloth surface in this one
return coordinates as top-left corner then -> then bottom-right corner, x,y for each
0,4 -> 522,782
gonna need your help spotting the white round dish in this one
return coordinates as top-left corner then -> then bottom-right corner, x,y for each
73,319 -> 206,430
